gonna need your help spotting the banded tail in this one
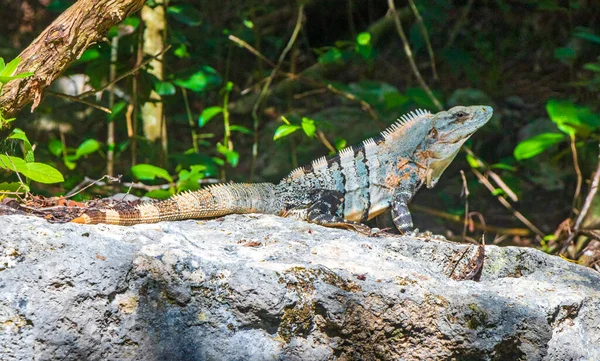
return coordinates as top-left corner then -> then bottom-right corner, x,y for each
72,183 -> 279,225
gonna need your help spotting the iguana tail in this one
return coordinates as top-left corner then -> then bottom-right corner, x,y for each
72,183 -> 280,225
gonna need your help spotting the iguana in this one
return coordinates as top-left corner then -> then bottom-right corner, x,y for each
73,105 -> 493,233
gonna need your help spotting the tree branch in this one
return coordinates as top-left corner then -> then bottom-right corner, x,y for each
0,0 -> 146,122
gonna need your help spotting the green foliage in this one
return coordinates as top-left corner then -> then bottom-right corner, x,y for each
167,4 -> 203,27
199,106 -> 223,127
514,133 -> 565,160
0,155 -> 63,184
174,66 -> 221,93
131,164 -> 174,183
0,57 -> 33,127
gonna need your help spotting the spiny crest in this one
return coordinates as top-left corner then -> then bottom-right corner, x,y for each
312,156 -> 328,170
381,108 -> 431,138
339,146 -> 354,158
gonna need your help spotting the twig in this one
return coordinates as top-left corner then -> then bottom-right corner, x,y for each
293,88 -> 327,99
446,0 -> 474,49
106,35 -> 118,177
77,45 -> 171,99
45,90 -> 112,113
65,175 -> 222,198
411,203 -> 530,236
570,133 -> 583,211
561,144 -> 600,254
316,130 -> 337,154
472,168 -> 544,237
464,147 -> 518,202
2,153 -> 28,196
460,170 -> 469,240
229,35 -> 384,128
250,5 -> 304,181
408,0 -> 437,80
181,87 -> 199,153
228,35 -> 277,68
65,175 -> 121,198
387,0 -> 442,111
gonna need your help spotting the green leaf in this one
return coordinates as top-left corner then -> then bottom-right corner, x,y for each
19,162 -> 64,184
546,100 -> 600,135
490,163 -> 517,172
583,63 -> 600,72
229,125 -> 253,135
155,81 -> 176,96
198,106 -> 223,127
173,44 -> 190,59
465,154 -> 480,168
75,139 -> 101,158
301,117 -> 316,138
8,128 -> 34,162
167,5 -> 202,26
273,124 -> 300,140
318,48 -> 343,65
574,28 -> 600,44
174,66 -> 222,93
131,164 -> 173,183
243,19 -> 254,29
216,143 -> 239,167
0,58 -> 5,72
554,47 -> 576,63
109,101 -> 127,121
334,138 -> 347,151
1,57 -> 21,77
356,32 -> 371,46
513,133 -> 565,160
48,139 -> 63,157
145,189 -> 174,199
0,182 -> 26,193
0,155 -> 27,172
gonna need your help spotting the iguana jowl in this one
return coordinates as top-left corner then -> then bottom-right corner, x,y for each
73,105 -> 493,233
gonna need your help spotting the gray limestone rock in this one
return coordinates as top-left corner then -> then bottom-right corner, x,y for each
0,214 -> 598,360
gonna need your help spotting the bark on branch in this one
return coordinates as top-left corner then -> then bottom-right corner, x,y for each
0,0 -> 146,122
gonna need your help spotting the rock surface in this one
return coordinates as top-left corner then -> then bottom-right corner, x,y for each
0,214 -> 599,361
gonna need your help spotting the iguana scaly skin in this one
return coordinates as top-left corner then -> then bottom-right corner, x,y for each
73,105 -> 493,233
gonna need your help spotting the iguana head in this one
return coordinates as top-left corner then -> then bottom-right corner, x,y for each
420,105 -> 493,188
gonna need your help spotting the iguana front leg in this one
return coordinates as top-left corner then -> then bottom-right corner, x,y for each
391,185 -> 416,233
284,189 -> 371,235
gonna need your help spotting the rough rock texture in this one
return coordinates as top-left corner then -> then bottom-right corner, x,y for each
0,214 -> 599,361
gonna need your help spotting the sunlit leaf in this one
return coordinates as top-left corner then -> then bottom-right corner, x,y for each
217,143 -> 239,167
301,117 -> 316,137
19,162 -> 64,184
0,57 -> 22,77
273,124 -> 300,140
155,81 -> 176,96
198,106 -> 223,127
334,138 -> 347,151
75,139 -> 101,158
48,139 -> 63,157
243,19 -> 254,29
230,125 -> 252,134
145,189 -> 174,199
174,66 -> 221,93
513,133 -> 565,160
356,32 -> 371,46
131,164 -> 173,183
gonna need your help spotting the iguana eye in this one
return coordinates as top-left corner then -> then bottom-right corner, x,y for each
428,128 -> 438,138
455,111 -> 467,118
